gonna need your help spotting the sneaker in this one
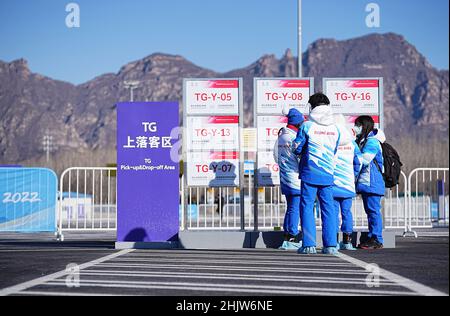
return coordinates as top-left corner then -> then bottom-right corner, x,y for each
342,233 -> 352,244
358,237 -> 384,249
322,246 -> 339,255
339,242 -> 357,250
284,233 -> 301,243
279,240 -> 302,250
339,233 -> 356,250
297,246 -> 317,254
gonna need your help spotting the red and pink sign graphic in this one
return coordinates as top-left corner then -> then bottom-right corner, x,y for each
255,79 -> 312,115
185,79 -> 240,115
345,80 -> 379,88
324,78 -> 381,116
187,151 -> 240,187
184,78 -> 242,187
257,116 -> 289,151
254,78 -> 313,187
186,116 -> 240,151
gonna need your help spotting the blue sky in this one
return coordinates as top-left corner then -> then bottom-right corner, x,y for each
0,0 -> 448,84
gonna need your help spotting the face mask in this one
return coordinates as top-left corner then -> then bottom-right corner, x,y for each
353,126 -> 362,136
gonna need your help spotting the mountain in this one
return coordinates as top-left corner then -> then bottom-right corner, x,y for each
0,32 -> 448,170
302,33 -> 449,138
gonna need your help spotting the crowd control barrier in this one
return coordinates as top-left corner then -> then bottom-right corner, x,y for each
56,167 -> 117,241
405,168 -> 449,237
55,167 -> 448,239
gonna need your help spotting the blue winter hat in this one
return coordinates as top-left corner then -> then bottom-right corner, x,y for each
287,108 -> 304,125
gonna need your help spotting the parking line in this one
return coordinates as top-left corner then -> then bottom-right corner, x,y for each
94,262 -> 371,274
336,252 -> 448,296
78,270 -> 397,286
125,253 -> 347,262
21,286 -> 365,296
0,249 -> 114,253
15,291 -> 130,296
0,249 -> 134,296
42,279 -> 416,296
110,257 -> 352,267
2,248 -> 443,296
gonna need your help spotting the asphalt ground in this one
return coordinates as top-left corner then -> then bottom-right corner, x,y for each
0,230 -> 448,297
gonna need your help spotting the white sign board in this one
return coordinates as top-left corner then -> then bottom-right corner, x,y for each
254,78 -> 314,187
256,151 -> 279,186
186,116 -> 239,151
324,78 -> 381,115
186,151 -> 240,187
255,79 -> 312,114
256,116 -> 288,151
185,79 -> 239,115
184,78 -> 242,187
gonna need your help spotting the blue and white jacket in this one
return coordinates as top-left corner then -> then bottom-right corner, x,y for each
333,123 -> 362,198
293,106 -> 340,186
274,126 -> 301,195
356,129 -> 386,196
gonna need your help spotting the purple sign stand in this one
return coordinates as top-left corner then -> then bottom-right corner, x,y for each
115,102 -> 180,249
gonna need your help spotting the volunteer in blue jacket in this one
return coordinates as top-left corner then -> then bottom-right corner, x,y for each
354,116 -> 386,249
332,114 -> 362,250
292,93 -> 341,255
273,108 -> 304,250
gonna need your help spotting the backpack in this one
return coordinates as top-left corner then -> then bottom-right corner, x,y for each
373,142 -> 403,188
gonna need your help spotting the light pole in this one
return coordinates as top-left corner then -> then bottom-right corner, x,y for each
42,134 -> 56,163
123,80 -> 140,102
298,0 -> 302,77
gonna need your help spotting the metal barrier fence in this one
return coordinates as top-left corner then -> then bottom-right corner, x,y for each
299,171 -> 409,230
181,171 -> 408,231
405,168 -> 449,237
56,167 -> 447,238
56,167 -> 117,240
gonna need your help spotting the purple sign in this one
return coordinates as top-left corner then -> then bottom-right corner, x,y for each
117,102 -> 179,243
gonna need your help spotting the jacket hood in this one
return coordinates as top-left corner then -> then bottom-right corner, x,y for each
333,114 -> 353,146
368,128 -> 386,143
309,105 -> 334,126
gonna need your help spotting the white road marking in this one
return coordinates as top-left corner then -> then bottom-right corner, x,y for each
0,249 -> 114,253
110,257 -> 352,267
15,291 -> 130,296
22,286 -> 366,296
125,253 -> 346,262
44,279 -> 416,296
130,250 -> 341,258
94,262 -> 372,275
82,269 -> 392,283
79,270 -> 397,286
0,249 -> 134,296
336,252 -> 448,296
417,233 -> 449,237
2,247 -> 444,296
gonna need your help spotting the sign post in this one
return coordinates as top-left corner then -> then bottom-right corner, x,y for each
116,102 -> 180,249
253,78 -> 314,186
183,78 -> 244,229
253,77 -> 314,230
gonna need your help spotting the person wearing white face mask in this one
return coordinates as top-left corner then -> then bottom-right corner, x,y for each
353,125 -> 363,137
353,116 -> 386,249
